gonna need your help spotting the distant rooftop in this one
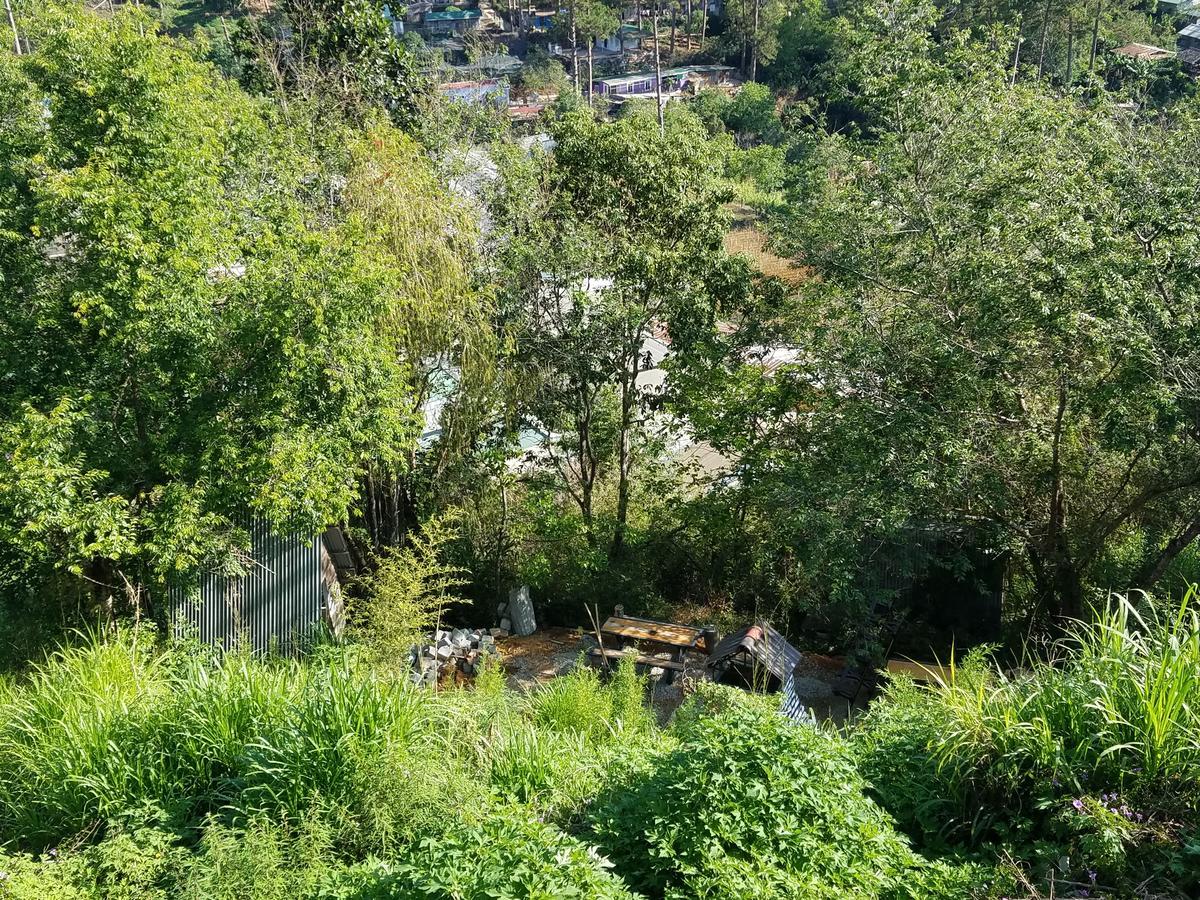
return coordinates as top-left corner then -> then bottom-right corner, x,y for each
1113,42 -> 1175,60
425,7 -> 482,21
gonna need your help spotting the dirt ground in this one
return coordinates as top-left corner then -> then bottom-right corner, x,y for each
723,203 -> 810,286
489,625 -> 853,725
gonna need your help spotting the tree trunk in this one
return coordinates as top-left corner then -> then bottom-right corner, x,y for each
700,0 -> 708,49
1089,0 -> 1101,73
571,4 -> 580,94
1135,516 -> 1200,591
636,0 -> 642,30
1036,0 -> 1052,78
751,0 -> 760,81
612,330 -> 644,559
670,4 -> 677,64
5,0 -> 22,55
1065,12 -> 1075,84
685,0 -> 692,44
653,0 -> 664,135
587,42 -> 594,104
739,0 -> 748,74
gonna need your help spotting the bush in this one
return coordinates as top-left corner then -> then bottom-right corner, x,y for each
323,811 -> 637,900
588,703 -> 922,899
531,657 -> 652,741
852,671 -> 976,847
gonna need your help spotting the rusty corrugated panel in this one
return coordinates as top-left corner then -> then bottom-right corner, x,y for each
169,519 -> 331,656
706,621 -> 800,683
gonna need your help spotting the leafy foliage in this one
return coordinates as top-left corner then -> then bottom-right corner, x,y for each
588,700 -> 981,899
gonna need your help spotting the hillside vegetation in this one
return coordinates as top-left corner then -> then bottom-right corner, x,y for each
0,590 -> 1198,898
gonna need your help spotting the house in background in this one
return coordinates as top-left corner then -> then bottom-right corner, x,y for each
595,23 -> 643,53
591,64 -> 735,100
1179,21 -> 1200,51
170,521 -> 346,656
438,78 -> 511,105
422,5 -> 484,35
1160,0 -> 1200,22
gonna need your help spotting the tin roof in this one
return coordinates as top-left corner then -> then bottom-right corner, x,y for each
1113,42 -> 1174,61
707,621 -> 801,682
426,7 -> 482,20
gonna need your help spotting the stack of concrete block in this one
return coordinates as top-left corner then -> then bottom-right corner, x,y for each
408,627 -> 499,687
494,586 -> 536,638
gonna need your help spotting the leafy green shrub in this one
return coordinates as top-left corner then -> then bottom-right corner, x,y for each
589,703 -> 921,899
174,815 -> 339,900
350,517 -> 467,670
323,811 -> 636,900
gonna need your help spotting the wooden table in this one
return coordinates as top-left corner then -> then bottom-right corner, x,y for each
599,614 -> 705,683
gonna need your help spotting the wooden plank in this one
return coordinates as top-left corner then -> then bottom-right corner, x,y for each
588,647 -> 685,671
885,658 -> 951,684
600,615 -> 702,648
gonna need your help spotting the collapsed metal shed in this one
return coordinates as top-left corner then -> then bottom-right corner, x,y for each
707,621 -> 801,689
169,520 -> 345,656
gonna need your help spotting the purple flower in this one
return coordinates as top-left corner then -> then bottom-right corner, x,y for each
1073,798 -> 1085,811
1088,869 -> 1097,884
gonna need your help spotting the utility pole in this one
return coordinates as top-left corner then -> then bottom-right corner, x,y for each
653,0 -> 664,136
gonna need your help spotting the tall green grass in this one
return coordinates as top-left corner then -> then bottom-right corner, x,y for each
0,631 -> 666,852
0,633 -> 422,847
855,586 -> 1200,890
929,588 -> 1200,804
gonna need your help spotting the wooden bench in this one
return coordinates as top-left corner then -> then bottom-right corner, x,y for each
588,647 -> 685,673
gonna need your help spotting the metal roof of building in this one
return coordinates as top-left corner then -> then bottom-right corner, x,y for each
426,7 -> 482,20
707,621 -> 801,682
1113,42 -> 1175,61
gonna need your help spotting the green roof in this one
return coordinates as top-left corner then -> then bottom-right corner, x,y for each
425,7 -> 482,21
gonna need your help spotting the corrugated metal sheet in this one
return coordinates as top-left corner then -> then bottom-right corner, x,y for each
170,520 -> 336,656
707,621 -> 801,683
779,667 -> 817,724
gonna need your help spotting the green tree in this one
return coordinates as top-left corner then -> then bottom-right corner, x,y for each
0,5 -> 481,612
574,0 -> 620,105
234,0 -> 424,124
678,76 -> 1200,627
487,108 -> 735,557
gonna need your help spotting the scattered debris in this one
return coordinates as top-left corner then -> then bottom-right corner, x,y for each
408,627 -> 499,687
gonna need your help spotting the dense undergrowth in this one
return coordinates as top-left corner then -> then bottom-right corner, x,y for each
1,590 -> 1198,898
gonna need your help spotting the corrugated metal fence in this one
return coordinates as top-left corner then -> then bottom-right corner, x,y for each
169,520 -> 341,657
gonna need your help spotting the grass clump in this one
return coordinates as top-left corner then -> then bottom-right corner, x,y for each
854,588 -> 1200,894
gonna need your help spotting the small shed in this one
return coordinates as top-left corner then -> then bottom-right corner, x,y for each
707,621 -> 801,691
170,520 -> 345,656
